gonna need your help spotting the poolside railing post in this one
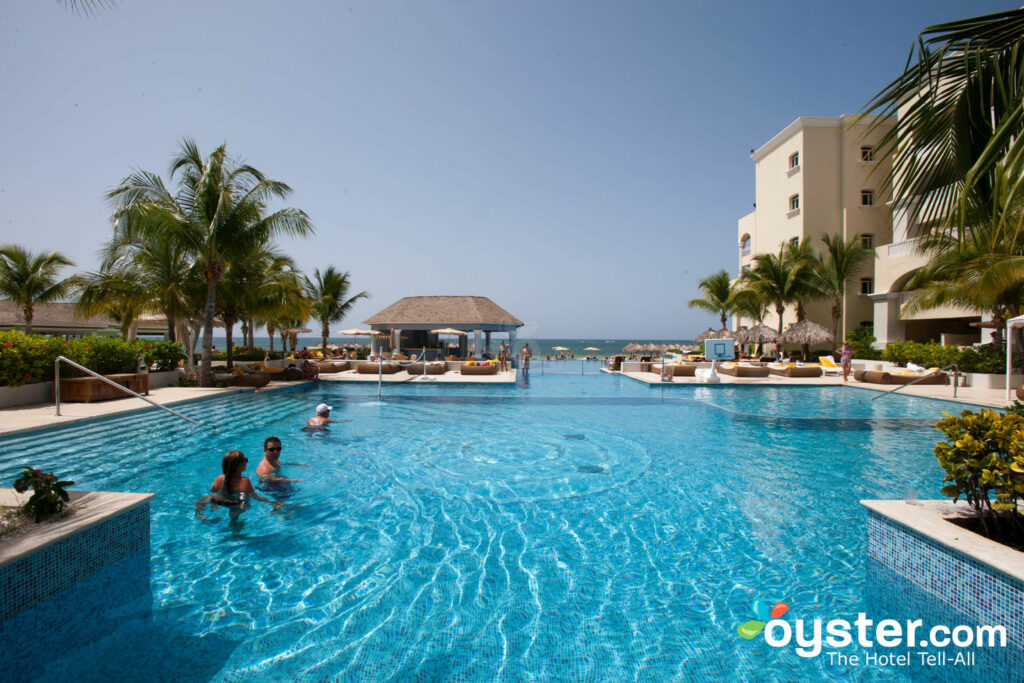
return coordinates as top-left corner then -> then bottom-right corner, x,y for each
54,356 -> 61,416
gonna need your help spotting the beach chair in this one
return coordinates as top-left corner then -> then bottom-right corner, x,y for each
819,356 -> 841,376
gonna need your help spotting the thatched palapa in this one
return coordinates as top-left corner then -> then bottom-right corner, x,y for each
781,320 -> 834,346
693,328 -> 717,343
736,324 -> 781,345
364,296 -> 523,332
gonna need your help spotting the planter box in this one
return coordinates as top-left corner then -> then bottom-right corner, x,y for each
0,381 -> 53,409
960,372 -> 1024,390
55,373 -> 149,403
862,499 -> 1024,654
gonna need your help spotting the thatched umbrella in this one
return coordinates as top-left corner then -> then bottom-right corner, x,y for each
736,323 -> 781,357
693,328 -> 717,343
782,320 -> 834,360
622,343 -> 640,354
712,328 -> 735,339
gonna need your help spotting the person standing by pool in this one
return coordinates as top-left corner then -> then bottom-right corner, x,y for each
196,450 -> 281,519
837,341 -> 853,382
520,343 -> 531,372
256,436 -> 304,483
498,341 -> 509,372
307,403 -> 339,428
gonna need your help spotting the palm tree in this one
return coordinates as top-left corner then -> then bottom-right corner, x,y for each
0,244 -> 79,334
814,234 -> 875,342
744,246 -> 803,334
860,9 -> 1024,235
76,268 -> 149,339
304,267 -> 369,353
108,138 -> 313,386
782,238 -> 821,323
687,270 -> 739,329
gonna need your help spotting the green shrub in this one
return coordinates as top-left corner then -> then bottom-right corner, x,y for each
934,410 -> 1024,537
882,341 -> 1018,373
13,466 -> 75,522
0,331 -> 185,386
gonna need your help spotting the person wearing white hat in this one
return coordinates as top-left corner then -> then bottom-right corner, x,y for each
307,402 -> 338,428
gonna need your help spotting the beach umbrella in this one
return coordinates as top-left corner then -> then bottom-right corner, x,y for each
552,346 -> 569,351
583,346 -> 600,351
693,328 -> 717,343
284,327 -> 312,334
622,343 -> 639,354
430,327 -> 468,349
712,328 -> 736,339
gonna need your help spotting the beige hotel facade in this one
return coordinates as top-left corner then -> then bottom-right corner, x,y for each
736,115 -> 981,347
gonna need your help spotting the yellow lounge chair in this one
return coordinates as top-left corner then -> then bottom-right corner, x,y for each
819,356 -> 841,376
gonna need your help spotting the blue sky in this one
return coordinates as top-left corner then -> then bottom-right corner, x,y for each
0,1 -> 1015,338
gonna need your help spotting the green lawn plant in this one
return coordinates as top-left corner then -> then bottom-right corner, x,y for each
934,409 -> 1024,539
13,466 -> 75,522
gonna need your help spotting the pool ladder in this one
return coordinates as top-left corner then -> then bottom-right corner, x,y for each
54,355 -> 204,426
869,363 -> 961,400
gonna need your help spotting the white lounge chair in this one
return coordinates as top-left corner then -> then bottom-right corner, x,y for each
819,356 -> 841,376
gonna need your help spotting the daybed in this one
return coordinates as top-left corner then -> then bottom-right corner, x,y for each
317,361 -> 350,374
717,362 -> 770,378
405,362 -> 446,375
655,363 -> 696,377
767,364 -> 823,378
855,369 -> 949,385
357,361 -> 401,374
460,362 -> 499,376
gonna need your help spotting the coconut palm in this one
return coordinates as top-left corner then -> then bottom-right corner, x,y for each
687,270 -> 740,330
860,9 -> 1024,234
782,238 -> 822,322
76,268 -> 149,339
304,267 -> 369,353
0,244 -> 79,334
743,246 -> 806,334
108,138 -> 313,386
813,234 -> 876,343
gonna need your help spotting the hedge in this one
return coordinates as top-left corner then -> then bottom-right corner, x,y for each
0,331 -> 184,387
880,341 -> 1018,374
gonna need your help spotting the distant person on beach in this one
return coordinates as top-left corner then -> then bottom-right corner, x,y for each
195,450 -> 282,520
306,403 -> 339,428
837,342 -> 853,382
256,436 -> 304,483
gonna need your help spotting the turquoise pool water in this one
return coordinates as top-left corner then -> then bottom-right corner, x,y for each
0,376 -> 991,681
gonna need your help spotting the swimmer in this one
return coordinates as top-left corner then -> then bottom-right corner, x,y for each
306,403 -> 339,428
256,436 -> 305,483
195,450 -> 282,520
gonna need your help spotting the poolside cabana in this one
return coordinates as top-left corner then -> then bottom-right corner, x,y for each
363,296 -> 524,359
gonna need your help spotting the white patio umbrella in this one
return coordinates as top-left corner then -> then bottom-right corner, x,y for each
430,328 -> 468,350
584,347 -> 600,351
337,328 -> 375,347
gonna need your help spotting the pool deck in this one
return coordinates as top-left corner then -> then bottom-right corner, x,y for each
319,369 -> 517,385
616,369 -> 1009,408
0,382 -> 305,437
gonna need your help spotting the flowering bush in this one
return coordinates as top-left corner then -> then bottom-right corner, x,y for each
13,466 -> 75,522
882,341 -> 1015,374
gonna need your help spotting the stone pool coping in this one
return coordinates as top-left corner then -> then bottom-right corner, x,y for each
0,381 -> 309,437
861,499 -> 1024,584
0,489 -> 153,569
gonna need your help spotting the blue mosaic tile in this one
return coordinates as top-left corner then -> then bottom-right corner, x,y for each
866,509 -> 1024,650
0,502 -> 150,622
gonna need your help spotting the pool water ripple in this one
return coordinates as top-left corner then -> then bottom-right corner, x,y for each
0,379 -> 988,681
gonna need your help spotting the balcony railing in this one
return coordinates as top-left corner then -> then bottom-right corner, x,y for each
887,238 -> 921,258
740,247 -> 751,257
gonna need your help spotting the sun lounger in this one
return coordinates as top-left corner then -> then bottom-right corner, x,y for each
357,361 -> 401,374
818,356 -> 842,376
855,369 -> 949,385
316,361 -> 350,374
405,362 -> 447,375
460,362 -> 499,375
717,362 -> 770,378
656,363 -> 696,377
768,363 -> 823,378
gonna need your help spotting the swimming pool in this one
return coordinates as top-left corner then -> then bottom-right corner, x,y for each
0,377 -> 990,681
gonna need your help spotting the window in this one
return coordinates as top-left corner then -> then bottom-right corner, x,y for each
789,152 -> 799,169
860,278 -> 874,295
860,146 -> 874,162
740,235 -> 751,257
860,233 -> 873,249
788,237 -> 799,246
789,194 -> 800,211
742,265 -> 751,274
861,190 -> 874,206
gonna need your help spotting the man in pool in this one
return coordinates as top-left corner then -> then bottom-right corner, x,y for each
256,436 -> 304,483
306,403 -> 339,428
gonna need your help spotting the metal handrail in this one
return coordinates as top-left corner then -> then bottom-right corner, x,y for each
54,355 -> 204,426
870,363 -> 961,400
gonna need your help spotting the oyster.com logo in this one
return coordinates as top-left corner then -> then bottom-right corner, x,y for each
737,598 -> 790,640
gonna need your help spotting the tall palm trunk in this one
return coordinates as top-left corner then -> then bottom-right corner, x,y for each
23,306 -> 33,335
200,279 -> 217,387
775,303 -> 785,334
321,321 -> 329,355
247,319 -> 255,350
267,323 -> 276,356
225,317 -> 236,369
830,298 -> 841,346
166,314 -> 176,343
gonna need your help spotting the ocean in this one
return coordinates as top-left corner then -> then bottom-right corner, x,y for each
202,337 -> 694,359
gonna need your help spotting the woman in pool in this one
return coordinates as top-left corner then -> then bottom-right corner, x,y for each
196,450 -> 282,519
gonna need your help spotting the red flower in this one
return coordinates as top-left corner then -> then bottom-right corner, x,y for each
25,373 -> 31,379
